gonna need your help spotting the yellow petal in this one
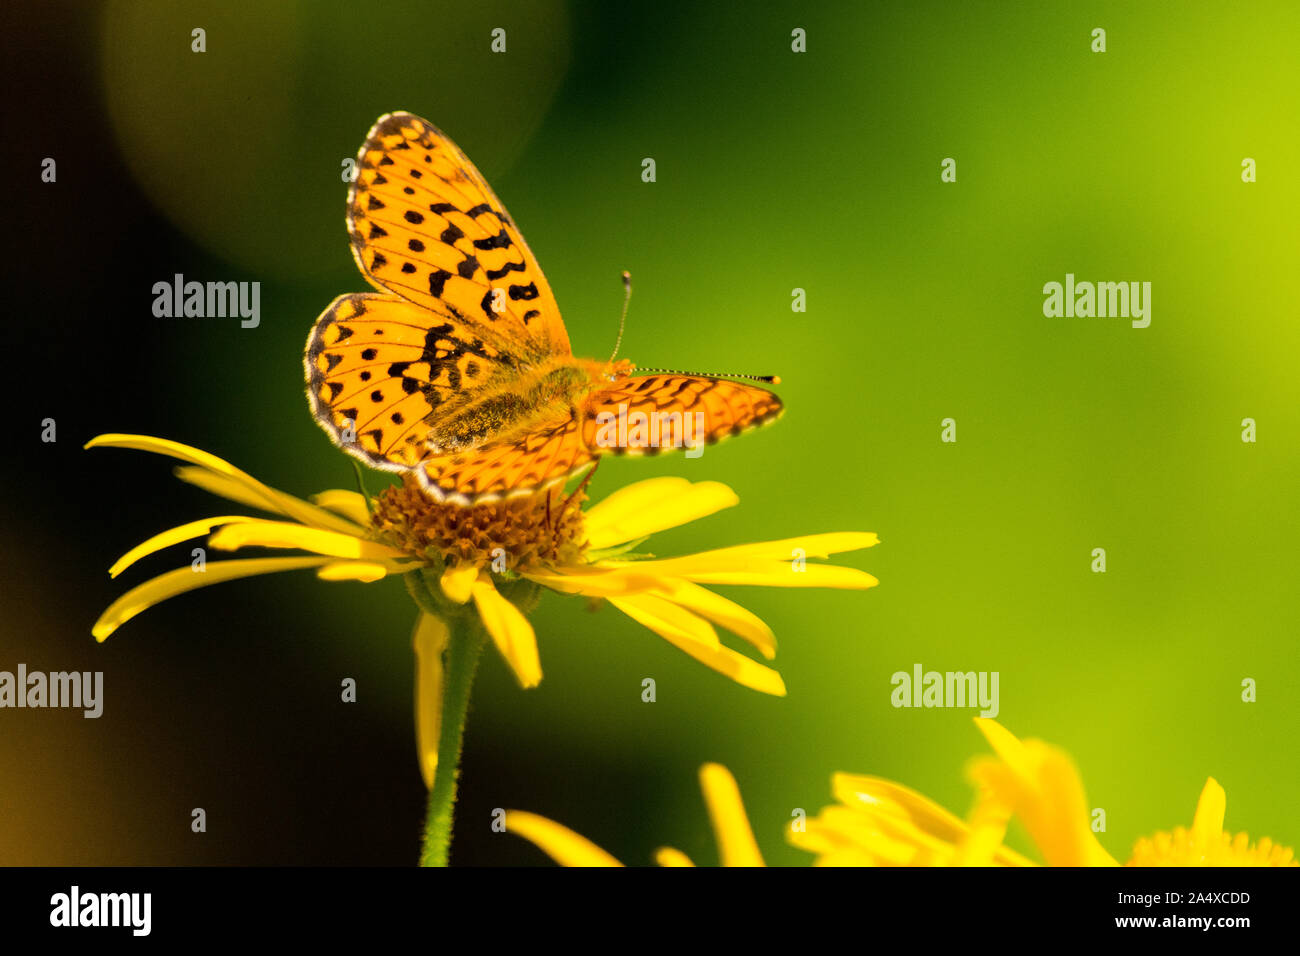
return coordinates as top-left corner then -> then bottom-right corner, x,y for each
834,775 -> 1035,867
796,778 -> 1034,867
108,516 -> 255,578
700,763 -> 764,866
316,561 -> 395,582
608,593 -> 786,696
951,790 -> 1015,866
702,532 -> 880,562
412,614 -> 451,790
174,466 -> 287,515
833,774 -> 976,845
598,557 -> 879,590
504,811 -> 624,867
679,565 -> 878,589
1190,777 -> 1227,847
87,434 -> 361,535
973,718 -> 1030,772
654,847 -> 696,867
650,578 -> 776,659
612,590 -> 721,649
471,580 -> 542,688
584,477 -> 738,549
92,556 -> 332,641
440,564 -> 480,605
809,847 -> 881,867
787,814 -> 850,858
794,803 -> 950,865
208,520 -> 406,560
971,719 -> 1118,867
311,489 -> 372,526
522,566 -> 663,597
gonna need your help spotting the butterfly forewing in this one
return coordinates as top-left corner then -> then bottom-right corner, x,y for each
346,112 -> 571,357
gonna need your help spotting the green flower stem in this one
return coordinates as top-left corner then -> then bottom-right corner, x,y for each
420,612 -> 486,867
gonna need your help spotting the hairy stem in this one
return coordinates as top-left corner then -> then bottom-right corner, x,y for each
419,614 -> 486,867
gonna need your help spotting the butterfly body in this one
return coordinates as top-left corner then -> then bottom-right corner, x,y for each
306,113 -> 782,505
424,355 -> 622,452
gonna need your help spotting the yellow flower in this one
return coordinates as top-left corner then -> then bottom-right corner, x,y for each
1126,778 -> 1297,867
506,763 -> 765,866
791,718 -> 1297,867
87,434 -> 878,786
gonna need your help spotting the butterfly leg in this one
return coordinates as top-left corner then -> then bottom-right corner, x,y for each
563,458 -> 600,519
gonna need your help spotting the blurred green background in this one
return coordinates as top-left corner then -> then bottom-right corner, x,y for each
2,0 -> 1296,865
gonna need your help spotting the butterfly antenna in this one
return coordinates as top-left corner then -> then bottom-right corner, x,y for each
608,271 -> 632,364
635,367 -> 782,386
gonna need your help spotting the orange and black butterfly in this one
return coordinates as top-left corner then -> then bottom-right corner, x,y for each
305,112 -> 782,505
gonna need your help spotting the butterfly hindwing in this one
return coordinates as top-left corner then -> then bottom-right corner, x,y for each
580,374 -> 784,455
305,292 -> 523,468
347,111 -> 571,358
416,417 -> 595,505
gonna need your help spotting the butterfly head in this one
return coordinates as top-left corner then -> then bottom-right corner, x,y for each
601,357 -> 636,383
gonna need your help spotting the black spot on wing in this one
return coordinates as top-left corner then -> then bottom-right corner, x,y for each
486,261 -> 526,281
473,229 -> 511,251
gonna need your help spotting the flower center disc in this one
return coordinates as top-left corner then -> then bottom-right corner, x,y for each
371,475 -> 588,572
1127,827 -> 1296,867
